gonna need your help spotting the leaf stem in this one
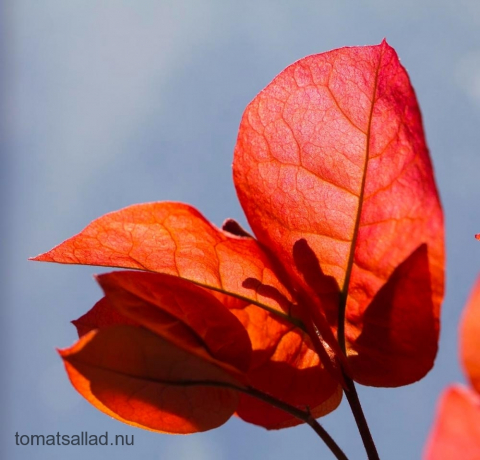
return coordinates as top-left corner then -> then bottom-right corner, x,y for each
332,292 -> 379,459
244,386 -> 349,460
168,379 -> 348,460
310,294 -> 379,458
342,372 -> 379,460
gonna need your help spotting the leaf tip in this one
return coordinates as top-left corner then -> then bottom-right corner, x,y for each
94,272 -> 115,293
56,346 -> 68,359
29,253 -> 50,262
378,37 -> 394,54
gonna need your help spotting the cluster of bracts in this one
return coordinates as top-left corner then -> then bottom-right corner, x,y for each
33,41 -> 479,459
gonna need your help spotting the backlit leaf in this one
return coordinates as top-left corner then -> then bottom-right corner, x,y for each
233,40 -> 444,385
72,272 -> 341,429
423,386 -> 480,459
32,202 -> 295,320
347,244 -> 437,386
96,271 -> 252,373
60,326 -> 247,434
461,275 -> 480,393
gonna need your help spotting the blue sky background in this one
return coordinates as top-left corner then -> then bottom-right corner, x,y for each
5,1 -> 480,459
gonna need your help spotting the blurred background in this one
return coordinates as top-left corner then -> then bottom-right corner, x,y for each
4,1 -> 480,459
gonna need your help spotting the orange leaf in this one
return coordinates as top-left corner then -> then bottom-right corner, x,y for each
424,276 -> 480,457
423,385 -> 480,459
95,271 -> 252,373
233,40 -> 444,385
32,202 -> 295,320
72,273 -> 342,429
60,325 -> 247,434
461,275 -> 480,393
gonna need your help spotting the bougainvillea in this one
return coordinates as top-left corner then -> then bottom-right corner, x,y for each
424,275 -> 480,459
32,40 -> 444,459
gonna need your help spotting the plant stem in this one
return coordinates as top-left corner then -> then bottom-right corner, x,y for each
245,386 -> 349,460
172,379 -> 348,460
309,296 -> 379,458
336,286 -> 379,458
342,372 -> 379,460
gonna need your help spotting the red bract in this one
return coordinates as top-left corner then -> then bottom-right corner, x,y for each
424,276 -> 480,459
461,276 -> 480,394
32,40 -> 444,434
234,40 -> 444,386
